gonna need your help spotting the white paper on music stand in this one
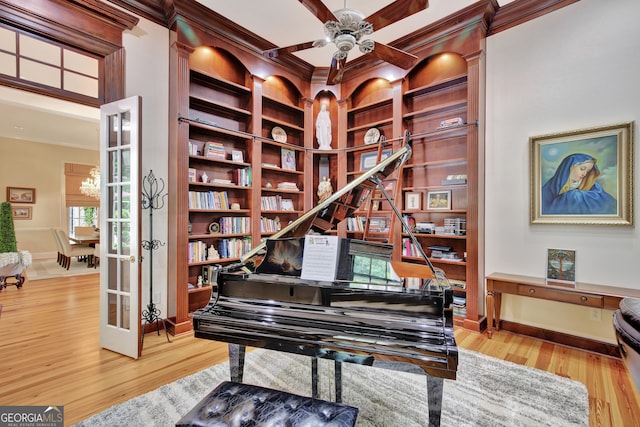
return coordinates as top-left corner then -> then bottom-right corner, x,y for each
300,235 -> 339,281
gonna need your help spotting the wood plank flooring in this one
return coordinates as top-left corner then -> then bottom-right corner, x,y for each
0,274 -> 638,426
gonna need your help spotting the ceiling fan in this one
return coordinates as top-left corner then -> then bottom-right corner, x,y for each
262,0 -> 428,85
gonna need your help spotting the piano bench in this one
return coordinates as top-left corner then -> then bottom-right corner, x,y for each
176,381 -> 359,427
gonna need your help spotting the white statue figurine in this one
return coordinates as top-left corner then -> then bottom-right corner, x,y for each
317,176 -> 333,203
208,244 -> 220,260
197,275 -> 203,288
201,171 -> 208,183
315,103 -> 332,150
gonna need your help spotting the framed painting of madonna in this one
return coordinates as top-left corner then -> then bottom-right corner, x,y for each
530,122 -> 634,225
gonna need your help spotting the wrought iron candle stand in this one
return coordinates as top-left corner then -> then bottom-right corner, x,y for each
141,170 -> 171,349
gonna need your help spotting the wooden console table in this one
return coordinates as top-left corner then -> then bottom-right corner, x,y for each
486,272 -> 640,337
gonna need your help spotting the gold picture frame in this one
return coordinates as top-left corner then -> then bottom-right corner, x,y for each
12,206 -> 32,220
530,122 -> 634,225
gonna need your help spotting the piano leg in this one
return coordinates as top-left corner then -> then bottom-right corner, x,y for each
426,375 -> 444,427
312,357 -> 318,398
228,343 -> 246,383
335,361 -> 342,403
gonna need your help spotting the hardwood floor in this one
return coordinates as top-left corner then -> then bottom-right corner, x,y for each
0,274 -> 638,426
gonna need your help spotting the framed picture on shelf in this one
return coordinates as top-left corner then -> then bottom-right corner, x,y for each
546,248 -> 576,286
426,190 -> 451,210
360,149 -> 392,171
405,192 -> 422,210
530,121 -> 633,225
12,206 -> 32,220
281,199 -> 294,211
7,187 -> 35,204
281,148 -> 296,171
231,150 -> 244,163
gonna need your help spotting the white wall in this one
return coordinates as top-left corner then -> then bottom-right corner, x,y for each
121,17 -> 170,317
485,0 -> 640,342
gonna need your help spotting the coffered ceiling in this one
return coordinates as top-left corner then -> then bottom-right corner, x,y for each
0,0 -> 520,151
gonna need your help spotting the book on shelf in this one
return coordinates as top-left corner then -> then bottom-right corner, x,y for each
188,141 -> 199,156
277,182 -> 299,191
188,190 -> 229,210
205,141 -> 226,160
211,178 -> 232,185
368,217 -> 388,233
219,216 -> 251,234
234,167 -> 252,187
188,168 -> 196,182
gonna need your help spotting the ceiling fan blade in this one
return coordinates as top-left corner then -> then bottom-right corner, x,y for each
365,0 -> 428,32
327,56 -> 347,85
263,41 -> 317,59
371,42 -> 418,69
298,0 -> 338,24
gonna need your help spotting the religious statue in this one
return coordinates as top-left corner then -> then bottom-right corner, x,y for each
315,103 -> 332,150
317,176 -> 333,204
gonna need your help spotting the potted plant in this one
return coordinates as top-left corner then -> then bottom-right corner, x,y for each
0,201 -> 31,288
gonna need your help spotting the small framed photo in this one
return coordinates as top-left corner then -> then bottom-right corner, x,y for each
405,192 -> 422,210
360,149 -> 392,171
231,149 -> 244,163
426,190 -> 451,210
281,199 -> 294,211
7,187 -> 36,204
546,248 -> 576,286
12,206 -> 32,220
281,148 -> 296,171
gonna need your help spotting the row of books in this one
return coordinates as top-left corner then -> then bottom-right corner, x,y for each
217,237 -> 252,259
234,167 -> 252,187
188,191 -> 229,210
188,240 -> 209,263
218,216 -> 251,234
204,141 -> 225,159
260,195 -> 294,211
260,216 -> 282,233
346,216 -> 366,231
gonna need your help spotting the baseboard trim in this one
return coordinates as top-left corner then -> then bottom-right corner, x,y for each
499,320 -> 620,358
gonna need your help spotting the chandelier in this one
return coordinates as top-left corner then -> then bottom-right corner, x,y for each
80,166 -> 100,199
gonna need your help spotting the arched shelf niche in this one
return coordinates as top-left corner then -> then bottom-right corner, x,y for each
346,78 -> 393,148
189,46 -> 251,88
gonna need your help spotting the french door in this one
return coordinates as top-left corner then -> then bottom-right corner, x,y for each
99,96 -> 142,359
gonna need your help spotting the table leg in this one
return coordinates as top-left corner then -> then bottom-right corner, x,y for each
494,291 -> 502,332
426,374 -> 443,427
228,343 -> 246,383
486,288 -> 495,337
335,361 -> 342,403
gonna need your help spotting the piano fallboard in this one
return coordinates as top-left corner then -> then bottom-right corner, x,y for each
193,272 -> 458,380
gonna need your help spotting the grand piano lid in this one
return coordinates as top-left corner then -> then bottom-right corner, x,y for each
241,144 -> 412,265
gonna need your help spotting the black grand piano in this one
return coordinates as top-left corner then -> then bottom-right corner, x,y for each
192,144 -> 458,426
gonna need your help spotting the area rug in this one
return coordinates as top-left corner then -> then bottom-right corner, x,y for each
74,348 -> 588,427
25,258 -> 98,281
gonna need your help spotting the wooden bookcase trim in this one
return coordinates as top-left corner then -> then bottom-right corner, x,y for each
405,158 -> 468,169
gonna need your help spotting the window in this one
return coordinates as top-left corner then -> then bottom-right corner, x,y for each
352,254 -> 401,285
69,206 -> 98,233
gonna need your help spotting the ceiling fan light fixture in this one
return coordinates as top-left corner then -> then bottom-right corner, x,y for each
334,34 -> 356,52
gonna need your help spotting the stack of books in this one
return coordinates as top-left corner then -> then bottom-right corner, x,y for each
277,182 -> 299,191
205,142 -> 226,160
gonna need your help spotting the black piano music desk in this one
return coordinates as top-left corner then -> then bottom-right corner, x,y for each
193,272 -> 458,426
